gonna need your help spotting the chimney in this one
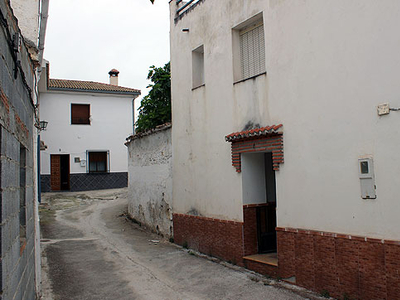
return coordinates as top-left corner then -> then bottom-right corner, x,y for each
108,69 -> 119,85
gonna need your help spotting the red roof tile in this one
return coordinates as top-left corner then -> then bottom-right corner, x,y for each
48,78 -> 140,95
225,124 -> 283,142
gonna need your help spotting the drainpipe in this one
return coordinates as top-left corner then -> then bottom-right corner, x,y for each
38,0 -> 49,71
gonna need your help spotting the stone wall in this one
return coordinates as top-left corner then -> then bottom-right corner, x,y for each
126,124 -> 173,237
0,1 -> 38,298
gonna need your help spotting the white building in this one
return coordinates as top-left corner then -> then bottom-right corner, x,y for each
39,65 -> 140,192
169,1 -> 400,299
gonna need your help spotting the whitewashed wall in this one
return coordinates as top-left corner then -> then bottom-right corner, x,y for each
127,126 -> 173,237
10,0 -> 39,44
40,91 -> 134,174
170,0 -> 400,240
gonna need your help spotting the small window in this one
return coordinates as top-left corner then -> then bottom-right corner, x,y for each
192,45 -> 205,89
88,151 -> 109,173
71,104 -> 90,125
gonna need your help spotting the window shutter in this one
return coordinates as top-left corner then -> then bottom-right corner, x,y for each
71,104 -> 90,124
240,23 -> 265,79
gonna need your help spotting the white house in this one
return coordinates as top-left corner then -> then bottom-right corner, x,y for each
39,64 -> 140,192
169,1 -> 400,299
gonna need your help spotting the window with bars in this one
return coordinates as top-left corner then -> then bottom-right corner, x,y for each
71,104 -> 90,125
88,151 -> 109,173
239,22 -> 265,79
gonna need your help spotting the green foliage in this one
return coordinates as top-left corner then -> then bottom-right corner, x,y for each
149,0 -> 155,4
135,62 -> 171,133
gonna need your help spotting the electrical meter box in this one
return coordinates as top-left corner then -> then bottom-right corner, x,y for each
358,157 -> 376,199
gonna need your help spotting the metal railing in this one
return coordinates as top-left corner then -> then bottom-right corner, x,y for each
175,0 -> 202,20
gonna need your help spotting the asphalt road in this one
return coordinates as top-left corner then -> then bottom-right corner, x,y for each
39,188 -> 318,300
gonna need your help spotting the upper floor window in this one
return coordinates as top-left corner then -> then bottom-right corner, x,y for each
192,45 -> 205,89
232,13 -> 266,82
71,104 -> 90,125
240,22 -> 265,79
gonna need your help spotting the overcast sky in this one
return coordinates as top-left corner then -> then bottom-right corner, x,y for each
44,0 -> 170,108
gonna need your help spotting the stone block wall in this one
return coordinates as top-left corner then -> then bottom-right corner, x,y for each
126,124 -> 173,237
0,1 -> 37,298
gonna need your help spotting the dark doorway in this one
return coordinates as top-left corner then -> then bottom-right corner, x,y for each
50,154 -> 70,191
257,152 -> 277,253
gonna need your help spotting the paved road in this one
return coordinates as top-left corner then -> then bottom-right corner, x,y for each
40,189 -> 316,300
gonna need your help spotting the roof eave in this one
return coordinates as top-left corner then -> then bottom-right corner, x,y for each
48,87 -> 141,96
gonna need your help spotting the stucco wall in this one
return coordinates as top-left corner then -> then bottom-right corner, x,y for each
127,126 -> 173,237
39,91 -> 134,175
9,0 -> 39,45
170,0 -> 400,240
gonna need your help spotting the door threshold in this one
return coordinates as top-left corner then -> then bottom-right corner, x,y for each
243,253 -> 278,267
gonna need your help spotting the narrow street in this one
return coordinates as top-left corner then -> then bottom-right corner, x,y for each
39,189 -> 315,300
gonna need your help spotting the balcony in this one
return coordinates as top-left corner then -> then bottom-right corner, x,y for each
175,0 -> 203,22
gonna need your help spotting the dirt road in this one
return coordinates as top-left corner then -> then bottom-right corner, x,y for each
39,188 -> 316,300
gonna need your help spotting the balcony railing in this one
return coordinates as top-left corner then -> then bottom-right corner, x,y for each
175,0 -> 203,21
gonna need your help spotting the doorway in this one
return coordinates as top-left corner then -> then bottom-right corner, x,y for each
50,154 -> 70,191
242,152 -> 277,255
256,152 -> 277,253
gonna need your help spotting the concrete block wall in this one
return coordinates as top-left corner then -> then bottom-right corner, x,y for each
0,0 -> 37,298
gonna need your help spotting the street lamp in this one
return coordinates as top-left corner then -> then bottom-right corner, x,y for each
39,120 -> 48,131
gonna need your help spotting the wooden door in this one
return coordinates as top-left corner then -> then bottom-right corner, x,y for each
50,155 -> 61,191
257,203 -> 277,253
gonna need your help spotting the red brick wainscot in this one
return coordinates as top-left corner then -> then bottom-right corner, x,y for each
277,227 -> 400,300
173,213 -> 244,266
173,207 -> 280,277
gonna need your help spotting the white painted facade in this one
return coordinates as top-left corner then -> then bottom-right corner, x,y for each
126,125 -> 173,237
40,91 -> 133,174
170,0 -> 400,240
39,90 -> 135,175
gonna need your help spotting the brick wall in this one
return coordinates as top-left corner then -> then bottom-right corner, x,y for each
0,1 -> 38,298
277,227 -> 400,300
229,135 -> 283,172
173,213 -> 244,265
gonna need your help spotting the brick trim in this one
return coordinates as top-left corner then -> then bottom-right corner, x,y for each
276,227 -> 399,244
229,135 -> 283,172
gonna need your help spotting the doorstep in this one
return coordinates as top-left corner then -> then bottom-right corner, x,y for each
243,253 -> 278,267
243,253 -> 278,278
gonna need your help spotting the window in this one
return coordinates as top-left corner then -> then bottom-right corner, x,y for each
240,22 -> 265,79
71,104 -> 90,125
232,13 -> 265,82
192,45 -> 205,89
88,151 -> 109,173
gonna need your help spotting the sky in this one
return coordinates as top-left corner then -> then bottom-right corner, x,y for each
43,0 -> 171,110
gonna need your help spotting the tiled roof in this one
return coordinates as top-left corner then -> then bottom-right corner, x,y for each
125,123 -> 172,145
48,78 -> 140,95
225,124 -> 283,142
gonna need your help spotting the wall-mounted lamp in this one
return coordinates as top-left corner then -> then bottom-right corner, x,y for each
39,120 -> 48,131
